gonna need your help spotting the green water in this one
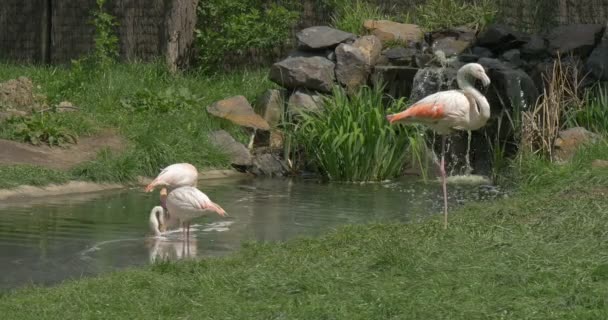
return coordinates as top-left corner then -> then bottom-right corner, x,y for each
0,177 -> 494,290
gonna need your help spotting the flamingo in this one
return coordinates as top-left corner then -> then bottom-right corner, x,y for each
149,205 -> 168,236
165,186 -> 227,239
386,62 -> 491,229
144,163 -> 198,193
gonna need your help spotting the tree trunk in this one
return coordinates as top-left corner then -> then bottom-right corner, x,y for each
165,0 -> 199,73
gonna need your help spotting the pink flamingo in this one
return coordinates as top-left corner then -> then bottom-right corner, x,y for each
166,186 -> 227,239
144,163 -> 198,193
386,62 -> 491,229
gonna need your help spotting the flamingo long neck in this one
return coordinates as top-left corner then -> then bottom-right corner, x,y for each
149,207 -> 165,236
457,68 -> 491,126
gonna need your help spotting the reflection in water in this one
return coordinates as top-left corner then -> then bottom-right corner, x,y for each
0,177 -> 491,290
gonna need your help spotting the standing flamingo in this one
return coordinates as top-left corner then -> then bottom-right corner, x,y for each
386,62 -> 491,229
144,163 -> 198,193
165,186 -> 227,239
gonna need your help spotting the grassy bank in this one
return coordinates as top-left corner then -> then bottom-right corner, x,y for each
0,63 -> 274,187
2,144 -> 607,319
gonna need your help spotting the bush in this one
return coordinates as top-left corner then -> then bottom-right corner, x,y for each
1,112 -> 79,147
288,85 -> 426,182
330,0 -> 390,35
407,0 -> 498,31
567,84 -> 608,134
195,0 -> 300,71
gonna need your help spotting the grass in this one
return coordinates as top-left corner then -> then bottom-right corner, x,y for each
330,0 -> 390,35
2,143 -> 608,319
0,62 -> 275,186
287,85 -> 426,182
0,165 -> 70,189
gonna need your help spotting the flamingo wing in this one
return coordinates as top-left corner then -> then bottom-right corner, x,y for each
168,187 -> 226,217
145,163 -> 198,192
386,90 -> 470,133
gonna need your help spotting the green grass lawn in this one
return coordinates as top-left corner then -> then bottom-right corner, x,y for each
2,144 -> 607,319
0,62 -> 274,187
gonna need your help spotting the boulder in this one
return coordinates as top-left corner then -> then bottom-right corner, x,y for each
553,127 -> 599,163
251,153 -> 288,177
296,26 -> 355,50
287,89 -> 323,117
501,49 -> 522,67
287,49 -> 332,59
208,130 -> 253,169
546,24 -> 604,57
335,43 -> 370,91
432,37 -> 471,57
383,46 -> 417,65
409,66 -> 459,102
269,56 -> 336,93
363,20 -> 423,44
352,35 -> 383,66
371,66 -> 419,98
586,23 -> 608,81
476,24 -> 528,52
430,26 -> 477,43
206,96 -> 270,130
471,46 -> 494,58
521,34 -> 548,59
254,89 -> 285,127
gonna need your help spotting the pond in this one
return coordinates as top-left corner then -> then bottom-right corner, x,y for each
0,176 -> 496,291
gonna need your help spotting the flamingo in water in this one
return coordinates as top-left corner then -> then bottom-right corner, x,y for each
144,163 -> 199,193
386,62 -> 491,229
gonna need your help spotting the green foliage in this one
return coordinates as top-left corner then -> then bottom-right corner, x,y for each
406,0 -> 497,31
566,85 -> 608,134
289,85 -> 425,182
0,165 -> 70,189
90,0 -> 119,68
195,0 -> 300,71
330,0 -> 390,35
120,87 -> 201,114
70,148 -> 138,183
1,112 -> 78,147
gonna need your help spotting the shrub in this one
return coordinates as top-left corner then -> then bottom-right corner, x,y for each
195,0 -> 300,71
330,0 -> 390,35
2,112 -> 79,147
406,0 -> 497,31
566,84 -> 608,134
288,85 -> 426,182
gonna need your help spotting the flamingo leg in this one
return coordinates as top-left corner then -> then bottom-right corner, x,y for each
441,135 -> 449,229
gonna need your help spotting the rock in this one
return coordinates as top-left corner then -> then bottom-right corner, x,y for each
335,43 -> 370,91
253,129 -> 284,150
371,65 -> 419,99
546,24 -> 604,57
208,130 -> 253,169
553,127 -> 599,163
296,26 -> 355,50
287,89 -> 323,117
0,76 -> 45,112
269,56 -> 336,93
383,46 -> 417,65
458,54 -> 479,63
352,35 -> 383,66
430,26 -> 477,43
476,24 -> 528,52
432,37 -> 471,57
592,159 -> 608,169
501,49 -> 522,67
586,23 -> 608,81
409,66 -> 459,102
56,101 -> 78,112
254,89 -> 285,127
287,49 -> 331,59
251,153 -> 287,177
521,34 -> 548,59
363,20 -> 423,44
472,46 -> 494,58
206,96 -> 270,130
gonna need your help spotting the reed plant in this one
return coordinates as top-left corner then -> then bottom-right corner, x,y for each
288,85 -> 426,182
566,84 -> 608,134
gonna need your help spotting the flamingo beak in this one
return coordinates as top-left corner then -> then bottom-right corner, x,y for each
481,74 -> 491,87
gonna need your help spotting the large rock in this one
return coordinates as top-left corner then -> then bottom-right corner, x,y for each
287,89 -> 323,117
335,43 -> 371,90
208,130 -> 252,169
476,24 -> 528,52
251,153 -> 288,177
363,20 -> 423,44
409,66 -> 459,102
269,56 -> 336,93
352,35 -> 383,66
206,96 -> 270,130
383,46 -> 417,65
553,127 -> 599,163
546,24 -> 604,57
520,34 -> 548,59
432,37 -> 471,57
296,26 -> 355,50
254,89 -> 285,127
586,23 -> 608,81
371,66 -> 419,98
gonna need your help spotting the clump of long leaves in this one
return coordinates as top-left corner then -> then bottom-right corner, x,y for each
566,84 -> 608,135
289,85 -> 425,182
